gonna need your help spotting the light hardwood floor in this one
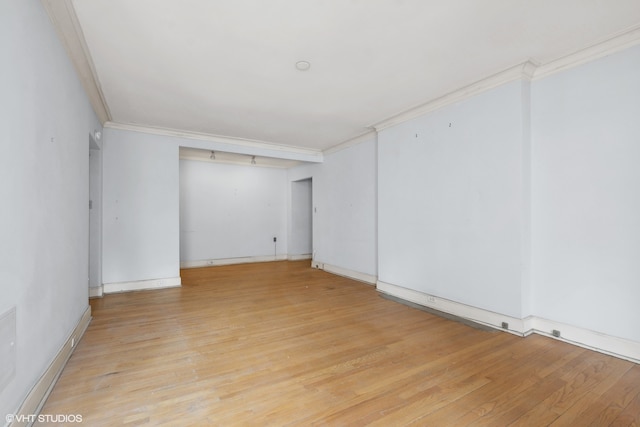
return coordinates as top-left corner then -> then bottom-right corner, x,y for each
38,261 -> 639,426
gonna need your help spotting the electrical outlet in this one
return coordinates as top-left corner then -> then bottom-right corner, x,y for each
501,322 -> 509,330
273,237 -> 277,242
426,295 -> 436,303
552,329 -> 561,338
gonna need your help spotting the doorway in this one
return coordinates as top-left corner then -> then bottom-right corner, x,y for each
290,178 -> 312,260
88,134 -> 102,297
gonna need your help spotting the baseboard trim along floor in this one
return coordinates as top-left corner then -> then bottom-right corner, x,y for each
10,306 -> 91,426
376,280 -> 640,364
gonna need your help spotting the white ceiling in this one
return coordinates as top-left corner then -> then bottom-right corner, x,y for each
59,0 -> 640,152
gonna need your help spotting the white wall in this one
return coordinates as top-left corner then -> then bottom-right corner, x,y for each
0,0 -> 101,417
378,81 -> 529,318
289,179 -> 312,257
102,128 -> 296,276
89,146 -> 102,288
179,160 -> 288,262
531,45 -> 640,342
288,136 -> 378,277
102,128 -> 180,284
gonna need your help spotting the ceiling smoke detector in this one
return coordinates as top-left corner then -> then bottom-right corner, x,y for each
295,61 -> 311,71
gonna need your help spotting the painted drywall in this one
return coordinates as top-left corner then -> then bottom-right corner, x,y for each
531,45 -> 640,342
179,160 -> 288,262
0,0 -> 101,417
378,81 -> 528,318
102,124 -> 320,281
102,128 -> 180,284
289,179 -> 312,257
89,147 -> 102,288
288,136 -> 377,277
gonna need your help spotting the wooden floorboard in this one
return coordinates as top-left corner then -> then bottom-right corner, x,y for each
37,261 -> 638,426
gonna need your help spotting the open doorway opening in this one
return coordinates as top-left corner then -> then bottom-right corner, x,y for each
88,133 -> 102,297
290,178 -> 312,260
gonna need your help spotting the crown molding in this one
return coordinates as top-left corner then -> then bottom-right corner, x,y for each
42,0 -> 640,153
534,25 -> 640,80
372,60 -> 539,132
323,130 -> 377,155
105,122 -> 324,163
372,26 -> 640,133
41,0 -> 111,124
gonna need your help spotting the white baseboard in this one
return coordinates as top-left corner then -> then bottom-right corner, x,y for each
10,306 -> 91,427
288,254 -> 312,261
528,317 -> 640,364
377,281 -> 526,334
103,276 -> 181,294
315,262 -> 377,285
88,285 -> 103,298
377,281 -> 640,364
180,255 -> 287,269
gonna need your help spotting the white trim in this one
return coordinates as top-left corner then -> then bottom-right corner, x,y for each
104,122 -> 323,163
88,286 -> 103,298
40,0 -> 110,124
372,27 -> 640,133
372,60 -> 538,132
40,2 -> 640,152
10,306 -> 91,426
377,281 -> 526,334
288,254 -> 312,261
179,154 -> 299,169
522,316 -> 536,336
528,317 -> 640,364
376,281 -> 640,364
323,131 -> 377,155
103,277 -> 181,294
534,25 -> 640,80
180,255 -> 288,269
320,263 -> 377,285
